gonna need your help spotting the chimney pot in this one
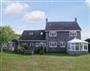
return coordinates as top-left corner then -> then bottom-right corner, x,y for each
75,18 -> 77,22
46,18 -> 48,23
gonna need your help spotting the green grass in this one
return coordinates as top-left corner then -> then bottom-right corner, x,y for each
0,52 -> 90,71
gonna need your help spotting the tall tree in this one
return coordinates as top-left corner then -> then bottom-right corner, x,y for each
0,26 -> 16,45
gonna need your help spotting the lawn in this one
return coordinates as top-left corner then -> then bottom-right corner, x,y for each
0,52 -> 90,71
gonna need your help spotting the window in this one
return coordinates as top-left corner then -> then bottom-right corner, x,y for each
84,43 -> 88,50
35,43 -> 40,47
60,41 -> 65,48
22,43 -> 27,46
49,31 -> 57,37
76,46 -> 79,50
69,30 -> 77,37
79,43 -> 83,50
49,41 -> 57,48
21,42 -> 28,48
71,43 -> 75,51
29,32 -> 33,35
30,43 -> 34,47
75,43 -> 79,51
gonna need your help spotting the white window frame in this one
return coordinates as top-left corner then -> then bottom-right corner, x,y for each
49,31 -> 57,37
69,30 -> 77,37
75,43 -> 80,51
69,43 -> 75,51
60,41 -> 65,48
49,41 -> 57,48
83,43 -> 88,51
79,43 -> 84,51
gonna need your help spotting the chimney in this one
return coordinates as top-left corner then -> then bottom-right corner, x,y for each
75,18 -> 77,22
46,18 -> 48,23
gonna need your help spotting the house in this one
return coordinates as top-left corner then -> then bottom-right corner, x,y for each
19,30 -> 46,53
19,18 -> 88,54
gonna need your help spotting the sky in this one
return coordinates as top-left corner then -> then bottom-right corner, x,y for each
0,0 -> 90,40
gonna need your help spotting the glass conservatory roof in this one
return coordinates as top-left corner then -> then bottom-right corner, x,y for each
68,38 -> 88,43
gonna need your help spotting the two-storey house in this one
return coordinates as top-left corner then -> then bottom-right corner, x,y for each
45,18 -> 81,52
19,18 -> 88,54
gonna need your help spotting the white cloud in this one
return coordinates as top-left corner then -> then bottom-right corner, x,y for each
85,0 -> 90,8
81,31 -> 90,40
24,11 -> 46,22
4,2 -> 29,15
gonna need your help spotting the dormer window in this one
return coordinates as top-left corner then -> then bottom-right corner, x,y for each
69,30 -> 77,37
29,32 -> 33,35
49,31 -> 57,37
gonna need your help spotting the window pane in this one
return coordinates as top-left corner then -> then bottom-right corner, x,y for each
49,41 -> 57,48
75,46 -> 79,50
60,41 -> 65,48
69,31 -> 77,37
84,46 -> 87,50
49,31 -> 57,37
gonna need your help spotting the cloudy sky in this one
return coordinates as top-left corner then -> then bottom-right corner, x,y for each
0,0 -> 90,40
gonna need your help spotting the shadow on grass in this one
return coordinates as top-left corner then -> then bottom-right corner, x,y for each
44,52 -> 89,57
45,52 -> 69,56
1,51 -> 87,57
0,51 -> 68,56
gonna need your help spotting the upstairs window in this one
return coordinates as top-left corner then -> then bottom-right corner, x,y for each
69,30 -> 77,37
49,31 -> 57,37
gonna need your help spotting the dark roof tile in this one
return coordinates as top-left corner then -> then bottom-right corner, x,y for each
46,21 -> 81,30
19,30 -> 45,40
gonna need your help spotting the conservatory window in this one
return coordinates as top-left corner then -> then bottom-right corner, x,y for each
80,43 -> 82,50
49,31 -> 57,37
76,46 -> 79,50
49,41 -> 57,48
72,46 -> 75,50
75,43 -> 80,51
70,43 -> 75,51
84,44 -> 88,50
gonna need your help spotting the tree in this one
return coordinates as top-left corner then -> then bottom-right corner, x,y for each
0,26 -> 16,45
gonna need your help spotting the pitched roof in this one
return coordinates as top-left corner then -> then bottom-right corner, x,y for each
19,30 -> 46,40
46,21 -> 81,30
68,38 -> 88,43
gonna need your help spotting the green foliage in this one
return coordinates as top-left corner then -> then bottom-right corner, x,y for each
0,26 -> 16,44
36,47 -> 45,54
20,43 -> 28,50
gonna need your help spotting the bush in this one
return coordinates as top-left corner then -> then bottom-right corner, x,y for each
37,46 -> 46,54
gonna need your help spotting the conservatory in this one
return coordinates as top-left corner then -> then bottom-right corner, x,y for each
67,38 -> 88,55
